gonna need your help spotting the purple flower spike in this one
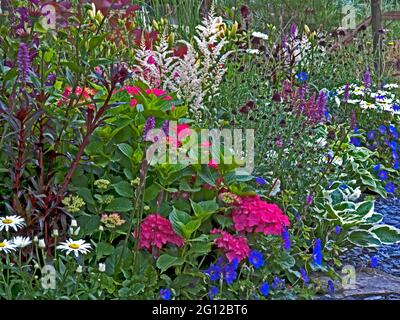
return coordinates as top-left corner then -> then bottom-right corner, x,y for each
17,43 -> 31,81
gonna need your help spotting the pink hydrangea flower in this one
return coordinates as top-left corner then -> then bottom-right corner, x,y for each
230,195 -> 290,235
130,98 -> 138,107
208,159 -> 218,169
125,86 -> 141,95
138,214 -> 184,251
211,229 -> 250,262
145,88 -> 168,97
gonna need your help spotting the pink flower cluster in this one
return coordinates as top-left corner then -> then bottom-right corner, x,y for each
138,214 -> 184,251
211,229 -> 250,262
230,195 -> 290,235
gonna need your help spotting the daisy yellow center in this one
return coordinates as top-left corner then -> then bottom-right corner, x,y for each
2,219 -> 13,224
69,243 -> 80,249
0,242 -> 5,247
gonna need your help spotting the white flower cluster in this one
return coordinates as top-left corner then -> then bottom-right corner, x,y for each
132,9 -> 231,115
335,83 -> 400,115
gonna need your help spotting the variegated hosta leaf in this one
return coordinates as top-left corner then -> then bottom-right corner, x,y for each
369,225 -> 400,244
354,201 -> 374,219
365,212 -> 383,224
348,229 -> 382,247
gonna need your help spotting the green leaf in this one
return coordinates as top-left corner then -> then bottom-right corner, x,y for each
189,242 -> 211,255
348,230 -> 381,247
96,242 -> 115,259
355,201 -> 374,219
76,187 -> 95,205
105,197 -> 133,212
365,212 -> 383,224
144,184 -> 160,202
43,50 -> 54,63
156,254 -> 184,272
61,61 -> 82,73
370,225 -> 400,244
89,34 -> 108,51
214,214 -> 233,228
77,215 -> 100,235
181,219 -> 202,239
117,143 -> 134,158
112,181 -> 133,198
4,68 -> 18,81
198,166 -> 217,187
330,189 -> 344,205
169,207 -> 191,237
190,199 -> 219,219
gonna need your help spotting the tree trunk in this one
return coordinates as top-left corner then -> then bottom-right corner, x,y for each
371,0 -> 383,77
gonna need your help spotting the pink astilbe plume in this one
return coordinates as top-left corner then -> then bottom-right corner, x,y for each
230,195 -> 290,235
138,214 -> 184,251
211,229 -> 250,262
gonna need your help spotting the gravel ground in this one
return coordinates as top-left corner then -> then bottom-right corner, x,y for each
341,197 -> 400,277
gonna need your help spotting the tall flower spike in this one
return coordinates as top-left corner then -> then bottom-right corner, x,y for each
17,43 -> 31,81
143,116 -> 156,140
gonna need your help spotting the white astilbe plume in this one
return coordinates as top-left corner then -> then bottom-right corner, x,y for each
167,41 -> 203,111
133,30 -> 178,88
132,8 -> 232,117
169,9 -> 231,114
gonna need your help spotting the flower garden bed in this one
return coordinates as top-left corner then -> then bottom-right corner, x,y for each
0,1 -> 400,301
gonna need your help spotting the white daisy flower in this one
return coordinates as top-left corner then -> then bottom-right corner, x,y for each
0,239 -> 17,254
0,215 -> 25,232
57,239 -> 92,257
11,236 -> 32,248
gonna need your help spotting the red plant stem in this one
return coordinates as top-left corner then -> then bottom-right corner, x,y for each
39,86 -> 115,222
39,118 -> 45,188
12,118 -> 25,212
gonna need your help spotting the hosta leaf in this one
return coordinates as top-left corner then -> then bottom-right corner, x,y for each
370,225 -> 400,244
348,230 -> 381,247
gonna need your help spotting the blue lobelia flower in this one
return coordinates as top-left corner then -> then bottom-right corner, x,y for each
313,238 -> 323,266
259,282 -> 270,297
367,131 -> 375,141
271,277 -> 285,289
385,182 -> 395,193
389,124 -> 397,134
296,71 -> 308,82
373,164 -> 381,171
203,263 -> 222,281
327,280 -> 335,295
378,125 -> 387,135
350,137 -> 361,147
394,161 -> 399,170
281,228 -> 291,251
208,286 -> 219,300
160,288 -> 172,300
300,268 -> 309,284
390,140 -> 397,151
223,264 -> 238,285
248,250 -> 264,269
255,177 -> 267,185
393,104 -> 400,112
335,225 -> 341,235
393,152 -> 399,160
377,169 -> 389,181
370,256 -> 378,268
339,183 -> 348,190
